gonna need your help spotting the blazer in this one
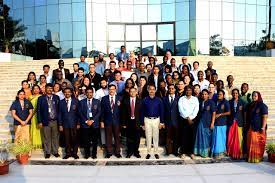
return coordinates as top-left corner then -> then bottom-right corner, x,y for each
101,95 -> 122,126
78,98 -> 101,128
121,97 -> 142,128
37,94 -> 60,126
163,96 -> 180,127
52,68 -> 70,82
148,74 -> 164,88
58,98 -> 79,128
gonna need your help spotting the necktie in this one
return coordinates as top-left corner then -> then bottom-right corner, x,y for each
131,98 -> 135,118
170,96 -> 174,104
88,99 -> 91,110
66,99 -> 69,112
111,97 -> 115,112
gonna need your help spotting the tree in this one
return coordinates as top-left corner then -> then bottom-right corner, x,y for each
209,34 -> 222,56
0,4 -> 26,52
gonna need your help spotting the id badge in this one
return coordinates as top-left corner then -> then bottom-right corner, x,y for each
48,108 -> 51,113
89,112 -> 93,118
91,82 -> 94,86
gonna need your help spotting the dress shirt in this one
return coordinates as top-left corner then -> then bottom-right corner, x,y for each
61,68 -> 65,79
55,91 -> 65,100
141,96 -> 164,124
78,61 -> 89,74
193,79 -> 210,91
109,95 -> 116,108
65,97 -> 72,112
110,80 -> 125,94
190,69 -> 199,81
95,62 -> 105,76
153,75 -> 158,89
178,96 -> 199,120
169,94 -> 175,103
94,88 -> 109,101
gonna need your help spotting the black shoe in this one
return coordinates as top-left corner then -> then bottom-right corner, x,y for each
63,155 -> 70,159
155,154 -> 160,159
126,154 -> 131,158
92,155 -> 97,159
84,155 -> 90,159
105,154 -> 112,158
73,155 -> 79,159
173,152 -> 179,157
134,153 -> 141,158
146,154 -> 151,159
115,154 -> 122,158
53,154 -> 60,158
45,154 -> 50,159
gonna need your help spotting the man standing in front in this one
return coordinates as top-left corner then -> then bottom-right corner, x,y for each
58,88 -> 80,159
78,55 -> 89,74
79,87 -> 101,159
52,59 -> 70,81
141,85 -> 164,159
101,84 -> 123,158
178,85 -> 199,159
116,45 -> 129,62
37,83 -> 60,159
121,87 -> 142,158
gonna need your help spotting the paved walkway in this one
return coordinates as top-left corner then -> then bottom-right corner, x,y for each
1,162 -> 274,183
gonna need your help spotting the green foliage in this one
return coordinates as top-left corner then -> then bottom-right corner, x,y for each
9,140 -> 33,156
266,143 -> 275,154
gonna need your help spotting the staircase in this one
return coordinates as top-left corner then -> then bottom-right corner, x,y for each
0,56 -> 275,146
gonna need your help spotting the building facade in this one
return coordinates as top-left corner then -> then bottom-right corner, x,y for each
1,0 -> 275,59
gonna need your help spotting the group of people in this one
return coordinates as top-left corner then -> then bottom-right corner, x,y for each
10,46 -> 268,163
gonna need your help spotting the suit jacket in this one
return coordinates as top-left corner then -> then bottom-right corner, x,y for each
163,96 -> 180,127
148,74 -> 164,89
37,94 -> 60,126
58,98 -> 79,128
116,52 -> 129,61
78,98 -> 101,128
52,68 -> 70,82
68,72 -> 77,83
121,97 -> 142,128
85,72 -> 102,90
101,95 -> 122,126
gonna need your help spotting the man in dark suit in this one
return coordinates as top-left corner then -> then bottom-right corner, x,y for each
148,65 -> 164,91
68,63 -> 79,82
85,63 -> 102,91
101,84 -> 122,158
37,83 -> 60,159
58,88 -> 80,159
79,87 -> 101,159
163,84 -> 180,156
52,59 -> 70,82
121,87 -> 142,158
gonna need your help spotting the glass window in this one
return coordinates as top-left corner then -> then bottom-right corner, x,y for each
209,21 -> 221,37
246,22 -> 256,40
134,0 -> 147,4
175,39 -> 189,56
60,22 -> 72,41
142,42 -> 156,55
120,0 -> 133,4
189,20 -> 196,39
73,40 -> 86,58
162,3 -> 175,22
106,0 -> 119,3
196,20 -> 209,39
35,6 -> 46,25
246,4 -> 257,22
108,42 -> 124,54
126,25 -> 140,41
223,21 -> 233,39
256,23 -> 267,40
247,0 -> 256,4
47,0 -> 59,4
222,39 -> 234,56
24,0 -> 34,7
120,5 -> 134,22
93,22 -> 106,41
92,3 -> 106,22
47,5 -> 59,23
210,1 -> 221,20
234,3 -> 245,22
86,3 -> 92,22
73,22 -> 86,41
25,25 -> 36,41
35,24 -> 46,39
13,0 -> 23,9
59,3 -> 72,22
234,0 -> 245,3
126,42 -> 141,53
234,22 -> 245,40
59,0 -> 71,3
35,0 -> 46,6
60,41 -> 73,58
257,5 -> 267,23
13,9 -> 23,22
257,0 -> 267,5
142,25 -> 156,41
272,7 -> 275,24
189,0 -> 196,20
196,38 -> 209,55
24,8 -> 34,25
5,0 -> 13,8
176,21 -> 189,40
72,3 -> 86,22
148,5 -> 161,22
223,2 -> 233,21
86,22 -> 92,41
46,23 -> 60,42
176,2 -> 189,21
271,24 -> 275,41
107,4 -> 120,22
158,40 -> 174,55
158,24 -> 173,40
196,1 -> 209,20
134,5 -> 147,22
108,24 -> 124,41
148,0 -> 161,4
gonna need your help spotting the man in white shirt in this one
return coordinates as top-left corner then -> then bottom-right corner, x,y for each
190,61 -> 200,81
40,65 -> 52,83
178,85 -> 199,159
192,71 -> 210,91
94,78 -> 109,101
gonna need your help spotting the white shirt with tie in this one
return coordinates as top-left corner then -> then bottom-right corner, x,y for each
153,75 -> 158,89
65,97 -> 72,112
169,94 -> 175,104
130,97 -> 136,119
109,95 -> 116,109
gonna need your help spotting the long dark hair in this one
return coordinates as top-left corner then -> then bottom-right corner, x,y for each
27,71 -> 37,82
